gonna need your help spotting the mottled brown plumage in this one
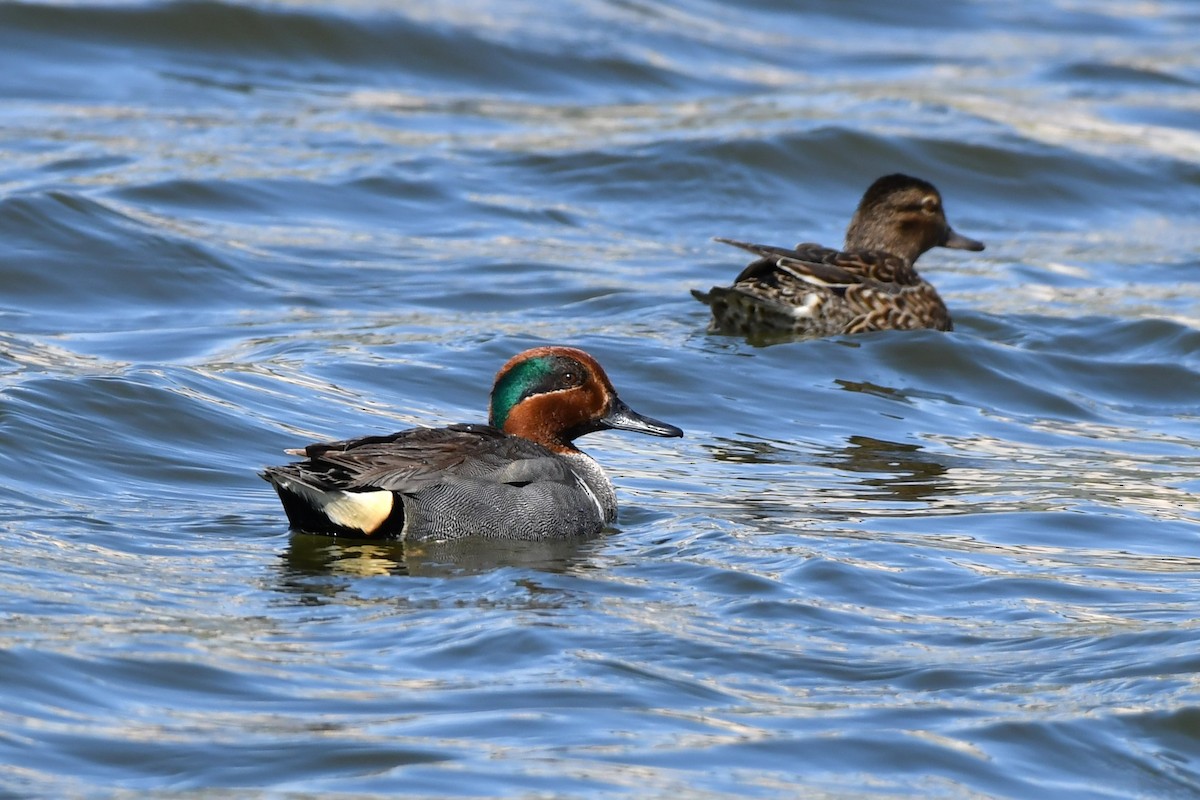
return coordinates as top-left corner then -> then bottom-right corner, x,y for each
692,174 -> 985,340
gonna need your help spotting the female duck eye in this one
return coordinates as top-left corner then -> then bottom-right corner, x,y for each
921,197 -> 940,214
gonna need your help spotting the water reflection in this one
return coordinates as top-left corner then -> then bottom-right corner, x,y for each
699,432 -> 956,530
835,378 -> 911,403
816,435 -> 955,503
280,531 -> 600,583
704,431 -> 955,512
705,434 -> 799,465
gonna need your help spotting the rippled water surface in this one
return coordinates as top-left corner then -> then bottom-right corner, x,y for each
2,0 -> 1200,796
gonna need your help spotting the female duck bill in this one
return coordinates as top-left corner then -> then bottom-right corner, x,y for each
942,227 -> 985,251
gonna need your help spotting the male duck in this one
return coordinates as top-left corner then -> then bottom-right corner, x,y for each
692,173 -> 985,339
261,346 -> 683,540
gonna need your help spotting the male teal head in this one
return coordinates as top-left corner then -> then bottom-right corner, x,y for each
489,346 -> 682,453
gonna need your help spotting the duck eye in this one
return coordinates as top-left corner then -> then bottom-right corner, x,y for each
921,196 -> 940,214
552,360 -> 586,390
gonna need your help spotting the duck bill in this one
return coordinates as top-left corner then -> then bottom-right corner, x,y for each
941,226 -> 985,252
601,397 -> 683,438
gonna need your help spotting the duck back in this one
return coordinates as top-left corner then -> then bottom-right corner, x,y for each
263,424 -> 615,540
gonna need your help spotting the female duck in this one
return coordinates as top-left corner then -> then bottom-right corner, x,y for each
261,346 -> 683,540
693,174 -> 985,339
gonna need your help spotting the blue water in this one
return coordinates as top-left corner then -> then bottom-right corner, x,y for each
2,0 -> 1200,796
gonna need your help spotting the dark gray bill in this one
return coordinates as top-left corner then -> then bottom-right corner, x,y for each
602,397 -> 684,438
942,226 -> 985,252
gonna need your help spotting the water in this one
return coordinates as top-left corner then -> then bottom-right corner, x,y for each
1,0 -> 1199,796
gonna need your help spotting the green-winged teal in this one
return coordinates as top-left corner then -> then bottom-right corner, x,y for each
262,346 -> 683,540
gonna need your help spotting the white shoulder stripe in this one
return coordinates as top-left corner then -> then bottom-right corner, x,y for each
576,473 -> 605,520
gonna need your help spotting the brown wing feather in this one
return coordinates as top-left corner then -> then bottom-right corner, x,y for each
280,424 -> 572,494
716,237 -> 921,289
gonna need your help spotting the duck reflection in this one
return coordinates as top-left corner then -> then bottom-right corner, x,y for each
834,378 -> 911,402
705,432 -> 954,512
280,531 -> 599,584
706,434 -> 798,464
817,435 -> 953,503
